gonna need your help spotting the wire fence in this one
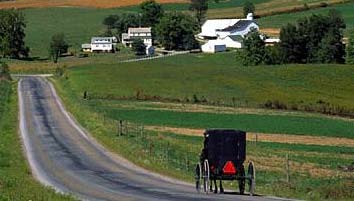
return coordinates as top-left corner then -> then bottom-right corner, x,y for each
115,119 -> 197,173
119,50 -> 192,63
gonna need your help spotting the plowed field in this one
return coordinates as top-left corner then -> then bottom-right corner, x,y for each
0,0 -> 186,9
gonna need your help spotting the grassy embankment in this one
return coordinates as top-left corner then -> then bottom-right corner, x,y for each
64,52 -> 354,118
52,52 -> 354,200
0,79 -> 73,200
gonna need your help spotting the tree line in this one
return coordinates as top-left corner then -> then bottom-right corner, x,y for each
240,9 -> 354,65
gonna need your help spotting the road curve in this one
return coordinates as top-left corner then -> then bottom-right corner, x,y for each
18,76 -> 276,201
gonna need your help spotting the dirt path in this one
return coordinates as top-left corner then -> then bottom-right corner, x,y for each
146,126 -> 354,147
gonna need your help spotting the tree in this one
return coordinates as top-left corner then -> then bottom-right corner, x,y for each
279,23 -> 307,63
131,39 -> 146,56
189,0 -> 208,26
264,44 -> 282,65
140,0 -> 164,27
103,14 -> 120,30
278,10 -> 346,64
243,1 -> 255,18
0,9 -> 29,58
156,12 -> 199,50
49,33 -> 69,63
346,32 -> 354,64
316,30 -> 345,64
240,31 -> 265,66
102,13 -> 140,42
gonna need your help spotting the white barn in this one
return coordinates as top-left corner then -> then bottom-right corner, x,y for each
198,13 -> 258,40
217,35 -> 243,48
201,40 -> 226,53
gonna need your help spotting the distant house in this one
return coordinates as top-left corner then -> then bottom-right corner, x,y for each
198,13 -> 258,40
81,37 -> 117,53
122,27 -> 152,47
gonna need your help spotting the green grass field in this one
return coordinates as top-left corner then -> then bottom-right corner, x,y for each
90,100 -> 354,138
0,80 -> 73,200
258,2 -> 354,35
52,77 -> 354,200
63,52 -> 354,117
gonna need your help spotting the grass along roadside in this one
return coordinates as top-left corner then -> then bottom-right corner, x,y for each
0,80 -> 73,200
53,76 -> 354,200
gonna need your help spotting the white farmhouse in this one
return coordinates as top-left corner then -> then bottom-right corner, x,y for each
91,37 -> 116,52
122,27 -> 152,47
81,37 -> 117,53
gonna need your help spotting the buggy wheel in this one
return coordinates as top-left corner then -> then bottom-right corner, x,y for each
203,159 -> 210,194
238,165 -> 245,195
195,163 -> 202,193
247,161 -> 256,196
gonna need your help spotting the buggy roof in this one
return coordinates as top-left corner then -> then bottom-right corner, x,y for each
204,129 -> 246,138
204,129 -> 246,162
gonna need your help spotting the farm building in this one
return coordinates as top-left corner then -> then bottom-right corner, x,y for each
122,27 -> 152,47
81,37 -> 117,52
81,44 -> 91,52
199,13 -> 259,53
217,35 -> 243,48
265,38 -> 281,46
201,40 -> 226,53
198,13 -> 258,40
146,45 -> 155,56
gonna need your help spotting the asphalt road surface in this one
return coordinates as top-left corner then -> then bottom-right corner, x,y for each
18,76 -> 280,201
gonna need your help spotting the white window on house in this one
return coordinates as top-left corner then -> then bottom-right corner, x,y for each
96,45 -> 99,47
103,45 -> 106,47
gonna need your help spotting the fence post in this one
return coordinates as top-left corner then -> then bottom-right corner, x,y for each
119,120 -> 123,136
286,153 -> 290,183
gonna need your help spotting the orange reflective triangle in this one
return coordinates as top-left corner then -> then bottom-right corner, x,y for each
223,161 -> 237,174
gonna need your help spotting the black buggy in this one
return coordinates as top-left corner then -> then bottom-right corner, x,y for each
195,129 -> 255,195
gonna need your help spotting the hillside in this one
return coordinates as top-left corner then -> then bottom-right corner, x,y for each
62,52 -> 354,117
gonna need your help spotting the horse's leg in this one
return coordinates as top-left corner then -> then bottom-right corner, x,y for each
213,179 -> 218,193
209,178 -> 213,192
219,180 -> 224,193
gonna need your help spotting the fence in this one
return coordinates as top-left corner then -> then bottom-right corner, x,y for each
119,50 -> 192,63
116,119 -> 197,174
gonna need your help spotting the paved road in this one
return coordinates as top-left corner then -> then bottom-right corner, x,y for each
18,77 -> 277,201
